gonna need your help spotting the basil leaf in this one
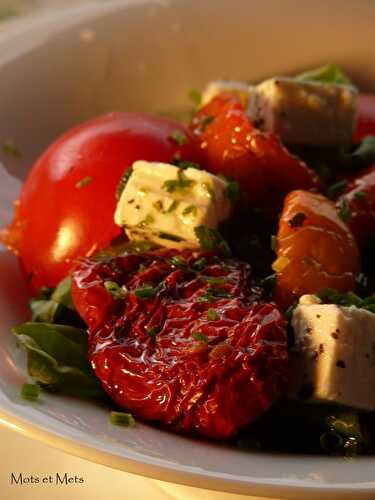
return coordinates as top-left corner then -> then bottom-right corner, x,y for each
296,63 -> 352,85
13,322 -> 104,399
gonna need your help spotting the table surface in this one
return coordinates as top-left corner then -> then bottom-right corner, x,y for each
0,2 -> 280,499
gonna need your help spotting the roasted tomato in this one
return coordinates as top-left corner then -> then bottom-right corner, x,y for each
72,249 -> 288,439
337,164 -> 375,247
353,94 -> 375,143
1,113 -> 194,293
190,93 -> 321,214
273,190 -> 360,309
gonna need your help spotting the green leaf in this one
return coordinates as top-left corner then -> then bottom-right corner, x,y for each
295,63 -> 352,85
13,322 -> 104,399
340,136 -> 375,172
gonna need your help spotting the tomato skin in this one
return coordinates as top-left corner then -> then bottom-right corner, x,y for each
190,93 -> 322,214
353,94 -> 375,143
273,190 -> 360,309
2,112 -> 193,293
338,164 -> 375,247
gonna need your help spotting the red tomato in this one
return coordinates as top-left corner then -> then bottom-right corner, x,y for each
353,94 -> 375,143
190,93 -> 322,214
1,112 -> 194,293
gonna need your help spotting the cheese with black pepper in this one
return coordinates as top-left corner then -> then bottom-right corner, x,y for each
114,161 -> 232,249
289,294 -> 375,411
247,77 -> 357,145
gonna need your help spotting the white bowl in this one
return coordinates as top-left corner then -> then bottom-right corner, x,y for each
1,1 -> 375,498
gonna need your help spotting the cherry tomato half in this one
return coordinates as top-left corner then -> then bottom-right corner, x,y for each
1,112 -> 194,292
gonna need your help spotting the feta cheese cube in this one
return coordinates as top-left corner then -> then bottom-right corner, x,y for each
289,295 -> 375,411
114,161 -> 232,249
247,77 -> 357,145
201,80 -> 252,107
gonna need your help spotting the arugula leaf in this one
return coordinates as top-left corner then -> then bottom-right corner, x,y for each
295,63 -> 352,85
30,277 -> 83,326
13,322 -> 105,398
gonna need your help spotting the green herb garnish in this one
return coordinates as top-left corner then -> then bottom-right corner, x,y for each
104,281 -> 127,300
194,226 -> 231,257
2,141 -> 22,158
259,274 -> 277,292
21,383 -> 40,401
116,167 -> 133,200
189,89 -> 202,106
340,136 -> 375,172
198,287 -> 233,303
134,285 -> 161,299
207,308 -> 219,321
337,198 -> 352,222
163,169 -> 195,193
137,214 -> 154,229
75,176 -> 92,189
183,204 -> 197,216
110,411 -> 135,427
327,179 -> 348,199
169,130 -> 188,146
146,326 -> 161,338
159,232 -> 183,242
192,257 -> 207,271
168,256 -> 188,269
192,332 -> 208,343
172,158 -> 202,170
206,277 -> 227,285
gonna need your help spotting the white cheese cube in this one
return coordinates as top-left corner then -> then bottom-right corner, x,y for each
247,77 -> 357,145
201,80 -> 252,107
114,161 -> 232,249
289,295 -> 375,411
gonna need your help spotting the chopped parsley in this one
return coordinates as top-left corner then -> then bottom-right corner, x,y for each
183,204 -> 197,216
163,169 -> 195,193
192,332 -> 208,343
2,141 -> 22,158
137,214 -> 154,229
75,176 -> 92,189
104,281 -> 127,300
189,89 -> 202,106
337,198 -> 352,222
169,130 -> 188,146
207,308 -> 219,321
194,226 -> 231,257
109,411 -> 135,427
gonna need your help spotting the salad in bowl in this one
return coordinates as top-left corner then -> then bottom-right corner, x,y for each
3,63 -> 375,457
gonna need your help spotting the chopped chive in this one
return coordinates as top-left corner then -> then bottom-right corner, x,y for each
166,200 -> 179,213
159,232 -> 183,242
270,235 -> 278,251
137,214 -> 154,229
183,204 -> 197,216
2,141 -> 22,158
169,130 -> 188,146
206,277 -> 227,285
198,287 -> 233,303
75,176 -> 92,189
192,332 -> 208,343
327,179 -> 348,199
338,198 -> 352,222
189,89 -> 202,106
104,281 -> 127,300
192,257 -> 207,271
163,169 -> 195,193
207,308 -> 219,320
168,256 -> 188,269
354,190 -> 367,200
134,285 -> 161,299
21,383 -> 40,401
146,326 -> 161,338
109,411 -> 135,427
